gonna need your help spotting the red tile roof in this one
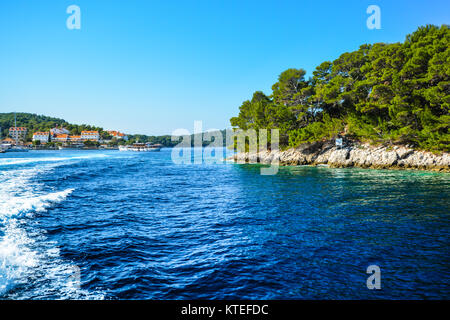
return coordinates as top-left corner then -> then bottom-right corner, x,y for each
9,127 -> 27,131
107,130 -> 126,137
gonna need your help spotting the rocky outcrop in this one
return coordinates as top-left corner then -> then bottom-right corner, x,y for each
228,140 -> 450,172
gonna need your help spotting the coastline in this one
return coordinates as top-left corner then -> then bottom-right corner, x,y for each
228,140 -> 450,172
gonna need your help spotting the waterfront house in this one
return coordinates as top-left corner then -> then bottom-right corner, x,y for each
50,126 -> 70,136
69,135 -> 82,143
9,127 -> 27,142
32,132 -> 50,144
53,134 -> 69,142
107,130 -> 128,141
81,131 -> 100,141
1,137 -> 15,145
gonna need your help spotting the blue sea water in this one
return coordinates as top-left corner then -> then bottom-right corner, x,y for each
0,149 -> 449,299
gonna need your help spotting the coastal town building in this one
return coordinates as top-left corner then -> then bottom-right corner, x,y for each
53,134 -> 69,142
32,132 -> 50,144
9,127 -> 27,142
69,135 -> 82,143
81,130 -> 100,141
50,126 -> 70,136
107,130 -> 128,141
1,137 -> 15,145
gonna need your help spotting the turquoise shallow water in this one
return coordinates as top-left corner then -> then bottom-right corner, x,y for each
0,149 -> 449,299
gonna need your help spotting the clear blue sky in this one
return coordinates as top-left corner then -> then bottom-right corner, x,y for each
0,0 -> 448,135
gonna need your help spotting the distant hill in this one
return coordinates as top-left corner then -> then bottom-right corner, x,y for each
0,112 -> 104,141
0,112 -> 226,147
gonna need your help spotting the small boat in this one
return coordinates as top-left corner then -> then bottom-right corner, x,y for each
59,144 -> 84,150
3,144 -> 29,152
119,143 -> 162,152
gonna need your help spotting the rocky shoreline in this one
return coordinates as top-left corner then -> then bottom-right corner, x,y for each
228,140 -> 450,172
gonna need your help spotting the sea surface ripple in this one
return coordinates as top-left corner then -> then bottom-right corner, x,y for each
0,149 -> 449,299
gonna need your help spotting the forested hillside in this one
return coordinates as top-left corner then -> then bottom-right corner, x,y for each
0,113 -> 104,140
0,112 -> 224,147
230,25 -> 449,152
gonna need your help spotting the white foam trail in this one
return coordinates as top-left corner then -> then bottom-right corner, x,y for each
0,159 -> 104,299
0,153 -> 109,166
0,188 -> 74,297
0,219 -> 39,294
0,189 -> 74,219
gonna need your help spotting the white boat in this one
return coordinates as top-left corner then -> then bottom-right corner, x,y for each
119,143 -> 161,152
1,144 -> 29,152
59,144 -> 84,150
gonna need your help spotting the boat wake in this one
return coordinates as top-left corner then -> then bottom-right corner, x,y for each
0,153 -> 109,167
0,188 -> 73,219
0,163 -> 104,299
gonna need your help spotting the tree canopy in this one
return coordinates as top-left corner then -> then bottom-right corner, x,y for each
0,112 -> 103,141
230,25 -> 450,152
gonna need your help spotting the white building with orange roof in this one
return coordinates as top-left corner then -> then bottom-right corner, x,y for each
81,130 -> 100,141
50,126 -> 70,136
32,131 -> 50,143
107,130 -> 128,141
53,134 -> 69,142
69,135 -> 83,143
9,127 -> 27,142
1,137 -> 15,145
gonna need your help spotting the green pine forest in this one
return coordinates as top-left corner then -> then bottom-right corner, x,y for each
230,25 -> 449,152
